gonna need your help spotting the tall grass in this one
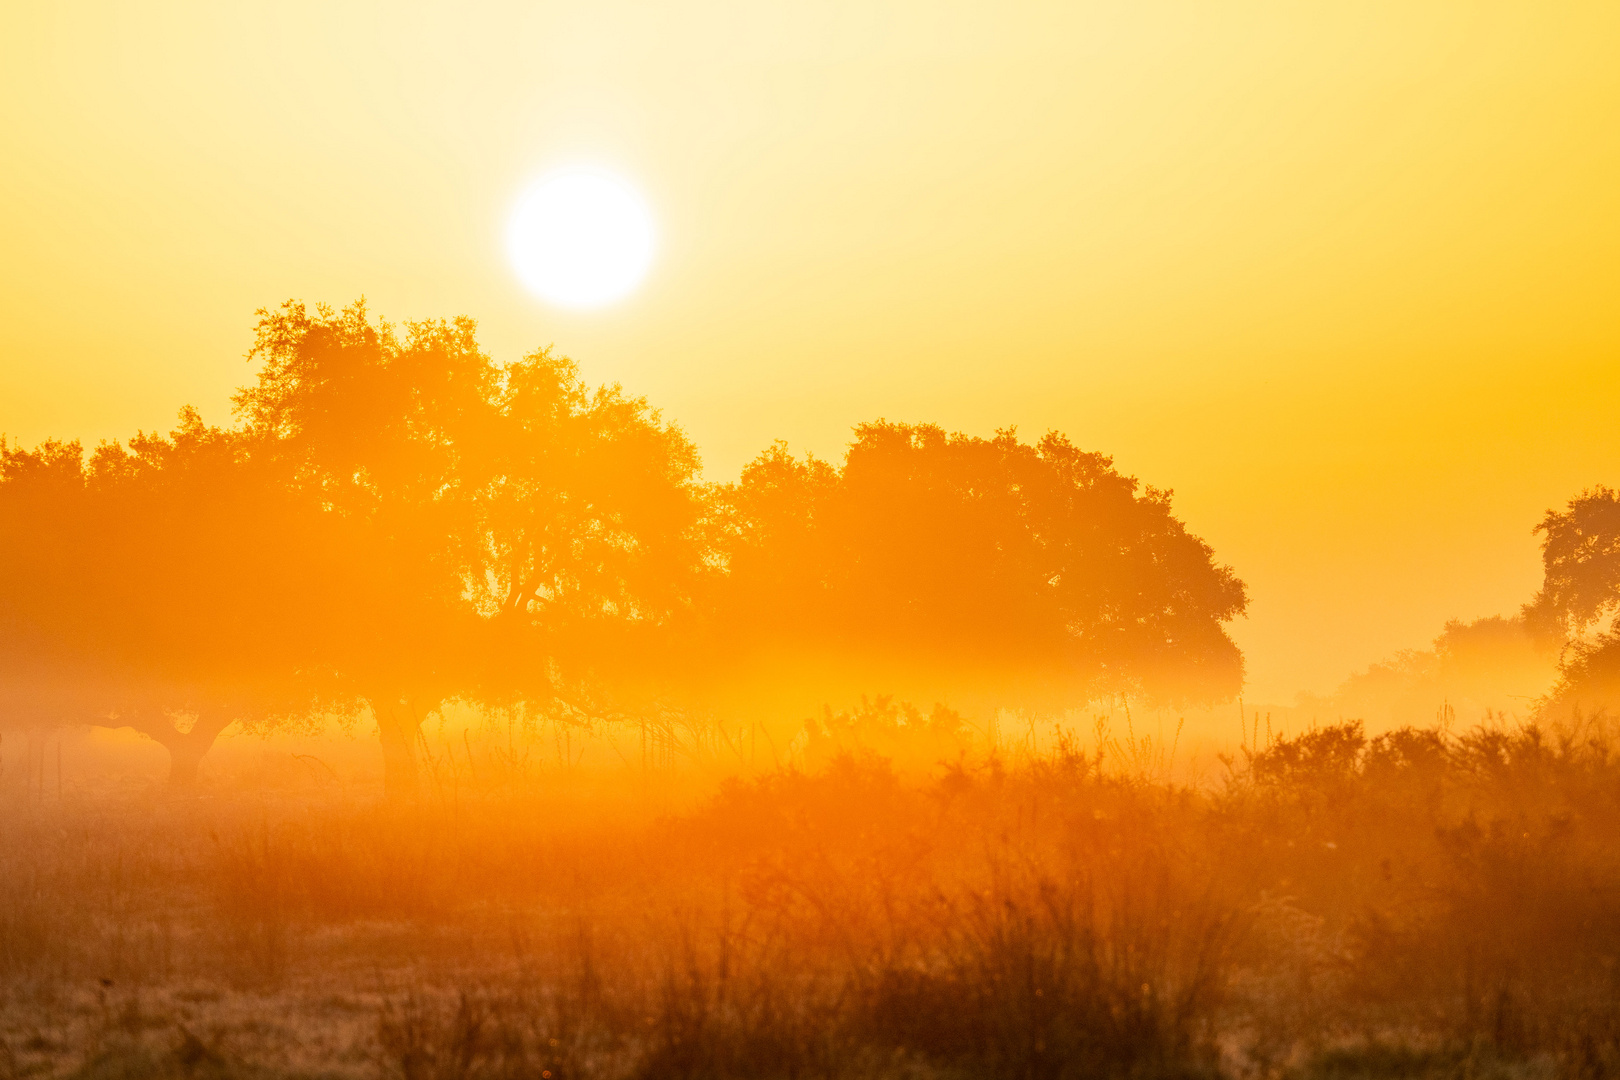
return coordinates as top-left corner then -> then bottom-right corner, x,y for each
2,717 -> 1618,1079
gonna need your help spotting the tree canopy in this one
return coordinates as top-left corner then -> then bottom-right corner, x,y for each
226,300 -> 708,793
1527,485 -> 1620,639
1526,485 -> 1620,722
0,299 -> 1251,793
694,422 -> 1247,715
0,409 -> 352,781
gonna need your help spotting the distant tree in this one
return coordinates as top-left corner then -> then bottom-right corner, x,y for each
1537,631 -> 1620,723
1293,488 -> 1620,730
1298,615 -> 1556,729
1524,485 -> 1620,721
695,423 -> 1248,718
1526,485 -> 1620,641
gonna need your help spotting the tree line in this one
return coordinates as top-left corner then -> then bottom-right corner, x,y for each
6,302 -> 1620,794
0,300 -> 1258,792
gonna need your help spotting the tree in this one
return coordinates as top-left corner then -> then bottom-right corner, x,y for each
5,300 -> 709,796
470,344 -> 708,726
236,300 -> 707,796
0,437 -> 111,746
0,413 -> 342,784
234,300 -> 501,796
1537,631 -> 1620,723
1526,485 -> 1620,641
90,408 -> 359,783
478,346 -> 704,629
694,423 -> 1247,720
1526,486 -> 1620,721
6,300 -> 1251,789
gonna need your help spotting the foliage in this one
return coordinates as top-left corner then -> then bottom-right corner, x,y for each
1,300 -> 1249,793
1526,485 -> 1620,639
1537,630 -> 1620,724
0,411 -> 351,779
702,424 -> 1247,715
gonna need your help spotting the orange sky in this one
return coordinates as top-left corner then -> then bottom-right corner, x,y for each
3,1 -> 1617,702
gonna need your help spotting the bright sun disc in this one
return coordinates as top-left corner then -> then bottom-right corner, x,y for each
507,169 -> 656,308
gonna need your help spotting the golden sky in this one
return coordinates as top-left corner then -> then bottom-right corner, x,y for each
3,1 -> 1617,702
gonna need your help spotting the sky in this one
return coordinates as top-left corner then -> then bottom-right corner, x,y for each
2,0 -> 1617,703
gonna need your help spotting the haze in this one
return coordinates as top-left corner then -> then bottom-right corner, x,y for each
4,0 -> 1618,701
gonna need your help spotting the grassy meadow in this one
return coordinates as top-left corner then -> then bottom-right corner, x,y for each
4,711 -> 1619,1080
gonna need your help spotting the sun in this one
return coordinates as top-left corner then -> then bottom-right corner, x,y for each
507,168 -> 656,309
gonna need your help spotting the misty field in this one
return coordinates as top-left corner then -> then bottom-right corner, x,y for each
9,0 -> 1620,1075
7,302 -> 1620,1080
4,716 -> 1619,1080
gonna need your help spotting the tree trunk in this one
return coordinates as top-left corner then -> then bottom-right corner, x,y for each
97,708 -> 233,787
167,739 -> 206,787
156,710 -> 235,788
372,697 -> 423,801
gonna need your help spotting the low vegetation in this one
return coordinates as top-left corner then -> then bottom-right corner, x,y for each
3,715 -> 1618,1080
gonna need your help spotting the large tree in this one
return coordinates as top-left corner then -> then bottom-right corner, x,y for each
236,300 -> 706,795
692,423 -> 1248,719
0,438 -> 111,745
0,412 -> 342,784
3,300 -> 707,796
6,302 -> 1253,789
470,342 -> 708,727
235,300 -> 496,796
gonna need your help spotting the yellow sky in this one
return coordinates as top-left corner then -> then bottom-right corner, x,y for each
3,0 -> 1617,702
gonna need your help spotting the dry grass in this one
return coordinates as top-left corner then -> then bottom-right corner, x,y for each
3,718 -> 1619,1080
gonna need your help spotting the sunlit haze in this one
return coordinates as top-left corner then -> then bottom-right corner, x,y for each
8,5 -> 1620,1072
3,1 -> 1618,702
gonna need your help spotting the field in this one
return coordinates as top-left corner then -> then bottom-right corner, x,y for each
4,714 -> 1619,1080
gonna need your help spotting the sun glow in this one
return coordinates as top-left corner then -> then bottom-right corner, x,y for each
506,168 -> 656,309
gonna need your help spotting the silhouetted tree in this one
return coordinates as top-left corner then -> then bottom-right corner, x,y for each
1526,485 -> 1620,640
477,344 -> 705,634
0,437 -> 113,745
1527,486 -> 1620,720
1538,631 -> 1620,722
93,409 -> 359,782
5,300 -> 1255,793
695,423 -> 1247,719
236,300 -> 707,795
468,343 -> 709,736
0,413 -> 342,784
235,300 -> 507,795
